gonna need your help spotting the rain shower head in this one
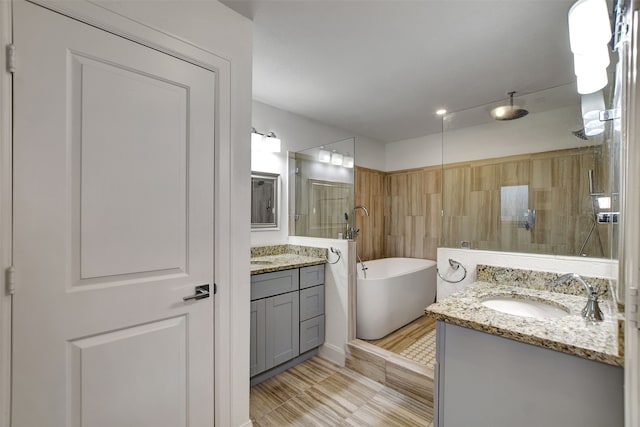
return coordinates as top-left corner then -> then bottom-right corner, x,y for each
491,91 -> 529,121
572,128 -> 589,140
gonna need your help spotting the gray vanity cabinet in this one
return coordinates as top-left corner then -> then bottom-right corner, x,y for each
434,321 -> 623,427
299,265 -> 325,353
249,300 -> 265,376
265,292 -> 300,368
250,264 -> 325,379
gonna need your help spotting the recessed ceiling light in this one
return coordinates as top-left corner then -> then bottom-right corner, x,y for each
436,109 -> 447,115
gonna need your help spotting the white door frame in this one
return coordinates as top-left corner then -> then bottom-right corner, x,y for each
0,1 -> 251,426
0,1 -> 13,425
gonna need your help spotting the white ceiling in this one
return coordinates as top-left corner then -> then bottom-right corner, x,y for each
221,0 -> 579,143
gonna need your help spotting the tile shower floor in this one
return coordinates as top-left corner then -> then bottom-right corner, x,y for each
250,357 -> 434,426
367,315 -> 437,369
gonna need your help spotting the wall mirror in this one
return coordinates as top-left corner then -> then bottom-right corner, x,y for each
251,172 -> 279,229
441,82 -> 619,260
289,138 -> 355,239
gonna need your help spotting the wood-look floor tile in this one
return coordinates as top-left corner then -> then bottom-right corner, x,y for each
251,356 -> 432,426
250,374 -> 302,421
342,388 -> 433,427
256,391 -> 344,427
282,356 -> 341,390
302,369 -> 382,418
346,344 -> 386,384
385,361 -> 434,407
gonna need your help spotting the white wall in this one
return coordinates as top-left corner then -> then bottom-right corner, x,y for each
251,101 -> 385,246
385,105 -> 599,172
288,236 -> 353,366
385,132 -> 442,171
436,248 -> 618,302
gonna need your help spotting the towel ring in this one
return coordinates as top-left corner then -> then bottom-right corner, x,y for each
326,247 -> 341,264
437,258 -> 467,283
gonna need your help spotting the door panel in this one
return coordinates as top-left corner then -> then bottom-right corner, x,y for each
76,53 -> 188,279
12,2 -> 215,426
69,317 -> 187,427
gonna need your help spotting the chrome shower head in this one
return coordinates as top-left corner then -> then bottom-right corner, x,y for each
491,91 -> 529,121
572,128 -> 589,140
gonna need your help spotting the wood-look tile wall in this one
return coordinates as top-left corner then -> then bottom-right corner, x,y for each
355,167 -> 386,261
355,145 -> 609,261
384,167 -> 442,261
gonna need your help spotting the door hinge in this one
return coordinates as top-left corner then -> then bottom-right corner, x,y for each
6,44 -> 15,73
5,266 -> 15,295
214,283 -> 217,294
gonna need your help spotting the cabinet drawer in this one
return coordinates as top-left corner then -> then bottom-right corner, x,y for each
251,268 -> 299,301
300,285 -> 324,321
300,264 -> 324,289
300,315 -> 325,353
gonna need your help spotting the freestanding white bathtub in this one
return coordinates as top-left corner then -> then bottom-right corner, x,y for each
356,257 -> 437,340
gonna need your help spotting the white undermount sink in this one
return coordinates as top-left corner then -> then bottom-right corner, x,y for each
481,296 -> 569,319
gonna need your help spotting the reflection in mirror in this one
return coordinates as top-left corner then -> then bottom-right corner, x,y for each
289,138 -> 355,239
251,172 -> 279,229
441,82 -> 615,258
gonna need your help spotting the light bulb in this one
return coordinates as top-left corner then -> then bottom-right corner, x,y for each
318,149 -> 331,163
568,0 -> 612,55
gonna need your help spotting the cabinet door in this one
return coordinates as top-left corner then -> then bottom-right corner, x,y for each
250,300 -> 266,377
265,292 -> 300,369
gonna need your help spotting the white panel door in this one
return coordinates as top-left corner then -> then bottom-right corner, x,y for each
12,2 -> 215,426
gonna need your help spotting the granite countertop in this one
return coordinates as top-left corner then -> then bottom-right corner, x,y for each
250,253 -> 326,275
250,244 -> 327,275
426,282 -> 623,367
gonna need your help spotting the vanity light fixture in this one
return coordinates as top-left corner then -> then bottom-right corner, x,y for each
318,147 -> 331,163
264,132 -> 281,153
251,128 -> 281,153
331,151 -> 344,166
251,128 -> 264,151
581,91 -> 605,136
343,155 -> 354,168
568,0 -> 612,94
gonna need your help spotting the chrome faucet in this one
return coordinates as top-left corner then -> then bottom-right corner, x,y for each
553,273 -> 604,321
346,205 -> 369,240
357,253 -> 368,279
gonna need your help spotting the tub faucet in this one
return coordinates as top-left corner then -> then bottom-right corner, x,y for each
357,253 -> 368,279
346,205 -> 369,240
553,273 -> 604,321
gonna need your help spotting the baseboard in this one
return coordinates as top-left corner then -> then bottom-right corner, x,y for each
319,342 -> 346,366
